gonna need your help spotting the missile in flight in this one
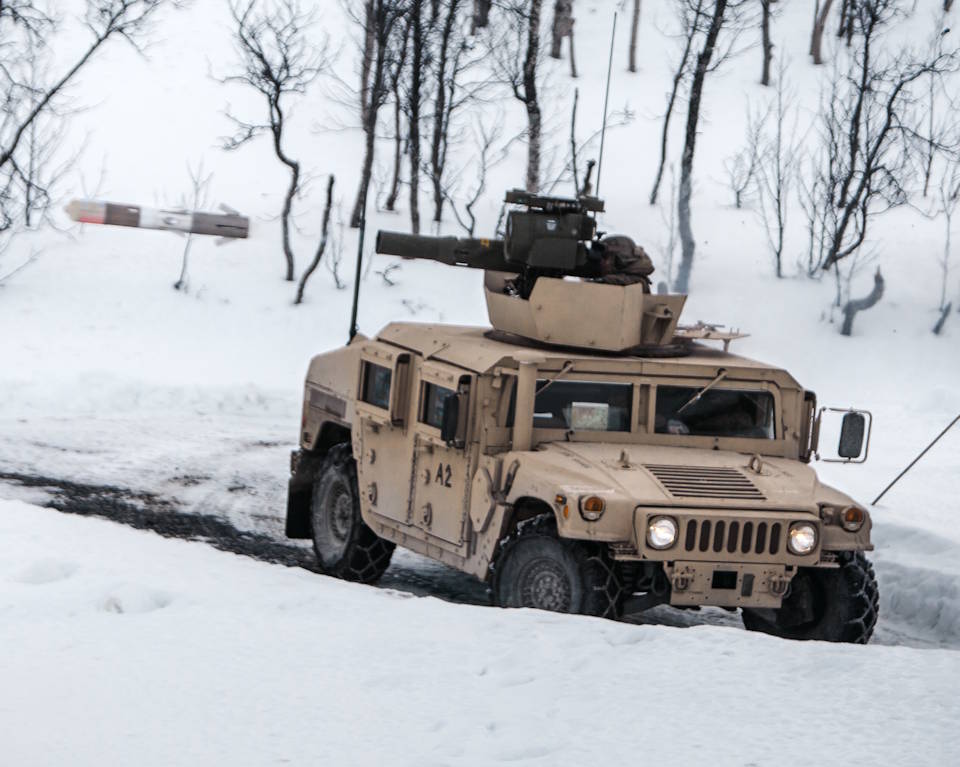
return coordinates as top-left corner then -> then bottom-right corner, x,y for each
65,199 -> 249,239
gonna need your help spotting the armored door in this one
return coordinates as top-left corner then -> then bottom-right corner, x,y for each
410,361 -> 475,545
354,344 -> 413,527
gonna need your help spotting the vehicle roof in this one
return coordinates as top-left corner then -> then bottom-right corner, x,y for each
376,322 -> 801,387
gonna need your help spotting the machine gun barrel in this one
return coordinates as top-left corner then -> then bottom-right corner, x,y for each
376,231 -> 509,272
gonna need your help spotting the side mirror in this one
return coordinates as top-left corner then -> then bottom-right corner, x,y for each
440,394 -> 461,446
838,412 -> 866,459
816,407 -> 872,463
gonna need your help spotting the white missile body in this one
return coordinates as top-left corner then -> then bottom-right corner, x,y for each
65,199 -> 249,239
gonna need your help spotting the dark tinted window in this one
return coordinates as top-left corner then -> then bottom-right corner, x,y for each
421,382 -> 456,429
361,363 -> 392,409
655,386 -> 775,439
533,380 -> 632,432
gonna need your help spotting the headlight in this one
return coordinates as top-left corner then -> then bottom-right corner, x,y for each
647,516 -> 678,550
787,522 -> 817,555
579,495 -> 605,521
841,505 -> 865,532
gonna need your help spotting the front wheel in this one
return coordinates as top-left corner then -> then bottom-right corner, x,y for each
742,552 -> 879,644
491,516 -> 624,619
310,444 -> 394,583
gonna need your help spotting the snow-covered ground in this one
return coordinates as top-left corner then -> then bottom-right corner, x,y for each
2,498 -> 959,767
1,0 -> 959,762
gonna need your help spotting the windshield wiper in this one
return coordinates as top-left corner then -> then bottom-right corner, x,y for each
535,361 -> 575,395
677,368 -> 727,413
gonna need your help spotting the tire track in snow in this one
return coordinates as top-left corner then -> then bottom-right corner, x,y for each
2,471 -> 957,649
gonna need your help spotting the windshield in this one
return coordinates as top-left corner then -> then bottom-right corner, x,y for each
655,386 -> 776,439
533,380 -> 632,432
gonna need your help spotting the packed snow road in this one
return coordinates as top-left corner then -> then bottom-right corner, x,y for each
2,457 -> 958,651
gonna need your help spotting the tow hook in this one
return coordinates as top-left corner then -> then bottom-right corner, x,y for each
769,575 -> 791,596
672,572 -> 691,592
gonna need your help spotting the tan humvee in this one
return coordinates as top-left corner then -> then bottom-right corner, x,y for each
286,193 -> 879,643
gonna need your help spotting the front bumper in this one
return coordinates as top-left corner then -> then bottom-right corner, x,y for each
665,561 -> 795,608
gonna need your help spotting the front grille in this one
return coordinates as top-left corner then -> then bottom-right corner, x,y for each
681,517 -> 785,556
645,464 -> 766,501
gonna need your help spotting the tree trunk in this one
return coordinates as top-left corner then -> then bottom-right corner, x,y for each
650,0 -> 699,206
675,0 -> 727,294
628,0 -> 641,73
280,163 -> 300,281
524,0 -> 544,193
550,0 -> 564,58
360,0 -> 375,125
933,302 -> 952,335
430,0 -> 460,223
408,0 -> 424,233
811,0 -> 835,65
386,98 -> 403,211
471,0 -> 491,33
295,175 -> 336,305
760,0 -> 773,86
841,268 -> 884,336
569,29 -> 577,78
351,117 -> 377,228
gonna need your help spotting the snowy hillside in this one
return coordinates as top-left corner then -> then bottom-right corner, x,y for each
1,0 -> 959,763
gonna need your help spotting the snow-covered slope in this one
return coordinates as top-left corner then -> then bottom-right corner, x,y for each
2,498 -> 958,767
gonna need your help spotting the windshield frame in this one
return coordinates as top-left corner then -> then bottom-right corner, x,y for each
515,370 -> 785,451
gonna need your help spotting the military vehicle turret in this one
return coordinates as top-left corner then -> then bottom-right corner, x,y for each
285,191 -> 879,643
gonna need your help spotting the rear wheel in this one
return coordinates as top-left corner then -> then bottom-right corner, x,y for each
311,444 -> 394,583
742,552 -> 879,644
492,516 -> 624,619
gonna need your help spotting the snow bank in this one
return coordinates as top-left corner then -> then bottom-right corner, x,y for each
2,500 -> 959,767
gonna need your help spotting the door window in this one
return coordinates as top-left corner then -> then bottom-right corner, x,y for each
360,362 -> 392,410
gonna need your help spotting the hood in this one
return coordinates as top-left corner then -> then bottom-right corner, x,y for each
524,442 -> 826,511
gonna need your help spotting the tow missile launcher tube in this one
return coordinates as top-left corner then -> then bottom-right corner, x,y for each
375,231 -> 507,271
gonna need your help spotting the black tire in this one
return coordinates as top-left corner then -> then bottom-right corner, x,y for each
310,443 -> 394,583
742,552 -> 879,644
492,516 -> 625,619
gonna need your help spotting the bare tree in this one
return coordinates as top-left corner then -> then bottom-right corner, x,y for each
220,0 -> 328,281
407,0 -> 426,233
724,103 -> 764,209
471,0 -> 491,32
756,57 -> 798,277
934,159 -> 960,327
628,0 -> 641,73
384,18 -> 410,212
675,0 -> 736,294
841,267 -> 884,335
173,161 -> 213,292
759,0 -> 773,85
811,4 -> 959,274
349,0 -> 406,228
0,0 -> 182,245
649,0 -> 703,206
445,117 -> 507,236
489,0 -> 546,193
810,0 -> 835,65
549,0 -> 576,77
295,175 -> 335,304
427,0 -> 480,223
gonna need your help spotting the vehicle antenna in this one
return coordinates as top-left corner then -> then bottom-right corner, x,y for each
349,189 -> 368,342
595,11 -> 617,198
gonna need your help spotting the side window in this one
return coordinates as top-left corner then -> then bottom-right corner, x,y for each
360,362 -> 392,410
420,382 -> 456,429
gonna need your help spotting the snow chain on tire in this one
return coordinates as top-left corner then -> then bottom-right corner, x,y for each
491,514 -> 626,619
742,551 -> 879,644
311,443 -> 394,584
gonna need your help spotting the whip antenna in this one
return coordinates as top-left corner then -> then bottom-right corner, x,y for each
596,11 -> 617,197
